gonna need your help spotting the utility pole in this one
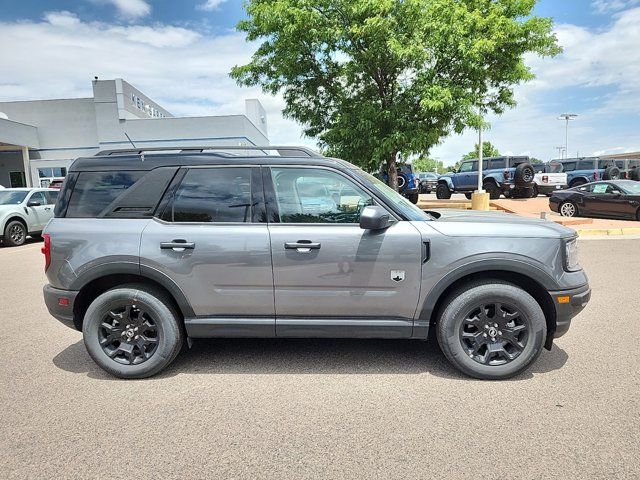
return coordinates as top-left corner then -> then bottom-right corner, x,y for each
555,146 -> 565,159
558,113 -> 578,159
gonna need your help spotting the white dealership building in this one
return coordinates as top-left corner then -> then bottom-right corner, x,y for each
0,78 -> 269,187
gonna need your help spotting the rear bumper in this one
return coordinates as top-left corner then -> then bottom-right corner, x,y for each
43,284 -> 79,330
537,184 -> 566,194
548,283 -> 591,340
403,187 -> 419,195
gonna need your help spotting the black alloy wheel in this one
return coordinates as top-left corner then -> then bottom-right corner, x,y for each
98,304 -> 159,365
460,302 -> 529,366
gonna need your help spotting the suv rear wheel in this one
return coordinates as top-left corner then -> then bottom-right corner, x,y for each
436,281 -> 546,379
483,181 -> 501,200
83,284 -> 184,379
435,183 -> 451,199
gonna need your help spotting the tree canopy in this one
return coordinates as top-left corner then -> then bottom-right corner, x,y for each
412,157 -> 445,174
231,0 -> 560,189
462,141 -> 501,160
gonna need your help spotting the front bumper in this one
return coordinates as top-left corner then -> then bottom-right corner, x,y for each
43,284 -> 79,330
546,283 -> 591,346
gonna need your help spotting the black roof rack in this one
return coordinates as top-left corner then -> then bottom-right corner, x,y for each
95,145 -> 323,158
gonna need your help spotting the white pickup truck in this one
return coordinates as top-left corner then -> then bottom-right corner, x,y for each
532,162 -> 567,197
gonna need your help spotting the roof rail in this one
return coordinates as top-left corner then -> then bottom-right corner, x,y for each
95,145 -> 323,158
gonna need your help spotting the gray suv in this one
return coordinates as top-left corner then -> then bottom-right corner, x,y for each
42,146 -> 591,380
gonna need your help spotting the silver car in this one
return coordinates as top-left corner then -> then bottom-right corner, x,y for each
1,188 -> 58,247
42,146 -> 591,379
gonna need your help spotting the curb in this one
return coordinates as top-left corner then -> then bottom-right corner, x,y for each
577,227 -> 640,236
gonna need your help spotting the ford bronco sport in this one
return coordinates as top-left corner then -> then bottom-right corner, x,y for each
42,146 -> 590,379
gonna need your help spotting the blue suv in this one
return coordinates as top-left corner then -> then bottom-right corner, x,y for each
436,156 -> 535,200
381,164 -> 419,203
556,157 -> 620,188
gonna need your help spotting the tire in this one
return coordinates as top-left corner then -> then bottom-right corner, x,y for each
436,281 -> 546,380
570,179 -> 586,188
436,183 -> 451,199
464,192 -> 472,200
631,168 -> 640,181
3,220 -> 27,247
636,207 -> 640,222
503,190 -> 512,199
514,163 -> 535,186
397,174 -> 407,190
83,284 -> 184,379
559,200 -> 578,217
483,182 -> 501,200
407,193 -> 419,204
531,184 -> 539,197
603,166 -> 620,180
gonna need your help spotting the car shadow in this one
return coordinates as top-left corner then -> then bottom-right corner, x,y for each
52,337 -> 569,382
0,236 -> 43,248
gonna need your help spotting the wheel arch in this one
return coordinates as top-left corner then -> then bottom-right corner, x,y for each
569,176 -> 589,187
437,177 -> 454,190
418,265 -> 557,349
2,214 -> 28,233
71,268 -> 195,331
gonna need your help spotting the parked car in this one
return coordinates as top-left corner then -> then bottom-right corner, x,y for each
42,145 -> 590,380
555,157 -> 620,188
381,164 -> 419,203
0,188 -> 59,247
530,161 -> 567,197
550,180 -> 640,220
48,178 -> 65,189
417,172 -> 439,194
436,156 -> 535,200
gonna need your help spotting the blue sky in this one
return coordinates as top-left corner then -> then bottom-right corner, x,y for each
0,0 -> 638,164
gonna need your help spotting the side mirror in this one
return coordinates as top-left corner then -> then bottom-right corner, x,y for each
27,200 -> 41,207
359,206 -> 391,230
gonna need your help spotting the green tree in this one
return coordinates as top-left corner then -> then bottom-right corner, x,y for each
231,0 -> 560,189
462,141 -> 501,160
529,157 -> 543,164
412,157 -> 445,173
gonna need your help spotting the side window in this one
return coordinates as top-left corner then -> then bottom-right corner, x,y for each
489,158 -> 506,170
459,162 -> 476,173
28,192 -> 46,205
579,159 -> 595,170
270,168 -> 374,223
44,191 -> 59,205
562,161 -> 576,172
161,167 -> 252,223
66,171 -> 144,217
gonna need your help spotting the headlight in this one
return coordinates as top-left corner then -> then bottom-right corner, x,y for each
565,238 -> 580,271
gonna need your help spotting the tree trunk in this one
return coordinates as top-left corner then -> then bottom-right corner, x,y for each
387,151 -> 399,191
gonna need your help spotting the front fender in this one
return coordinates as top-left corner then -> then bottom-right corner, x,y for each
438,177 -> 455,190
0,210 -> 29,232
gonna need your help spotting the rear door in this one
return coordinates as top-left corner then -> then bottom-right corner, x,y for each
139,166 -> 275,335
265,166 -> 422,337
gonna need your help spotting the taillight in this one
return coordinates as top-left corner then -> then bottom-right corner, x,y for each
594,170 -> 599,181
41,234 -> 51,272
542,175 -> 549,183
503,170 -> 510,180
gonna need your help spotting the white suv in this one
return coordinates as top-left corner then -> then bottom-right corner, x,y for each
0,188 -> 58,247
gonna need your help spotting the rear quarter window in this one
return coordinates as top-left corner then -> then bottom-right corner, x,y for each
66,171 -> 144,217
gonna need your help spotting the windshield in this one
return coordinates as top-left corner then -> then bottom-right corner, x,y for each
621,182 -> 640,194
0,191 -> 28,205
355,169 -> 432,221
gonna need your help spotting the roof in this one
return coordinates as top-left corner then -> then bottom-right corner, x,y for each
70,146 -> 355,172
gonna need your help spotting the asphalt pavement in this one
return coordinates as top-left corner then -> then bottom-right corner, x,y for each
0,238 -> 638,479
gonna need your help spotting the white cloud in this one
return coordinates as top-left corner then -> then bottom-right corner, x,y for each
0,11 -> 307,146
88,0 -> 151,19
592,0 -> 640,13
197,0 -> 229,12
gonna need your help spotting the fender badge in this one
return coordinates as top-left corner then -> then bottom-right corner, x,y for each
391,270 -> 405,282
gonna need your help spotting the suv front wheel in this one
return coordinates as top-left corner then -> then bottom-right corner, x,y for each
436,281 -> 546,379
83,284 -> 184,378
435,183 -> 451,199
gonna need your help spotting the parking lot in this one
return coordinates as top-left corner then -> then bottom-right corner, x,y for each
1,237 -> 639,479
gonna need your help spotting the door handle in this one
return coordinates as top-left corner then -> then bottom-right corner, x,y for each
284,241 -> 321,252
44,207 -> 51,211
160,240 -> 195,251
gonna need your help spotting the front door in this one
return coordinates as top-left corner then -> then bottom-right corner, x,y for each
140,166 -> 275,336
265,166 -> 423,337
455,161 -> 478,190
25,191 -> 50,230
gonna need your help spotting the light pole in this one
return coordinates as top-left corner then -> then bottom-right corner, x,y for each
477,120 -> 484,193
558,113 -> 578,159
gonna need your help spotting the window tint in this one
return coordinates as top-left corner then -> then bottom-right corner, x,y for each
66,171 -> 144,217
589,183 -> 618,194
44,190 -> 58,205
489,158 -> 506,170
561,161 -> 577,172
271,168 -> 374,223
579,159 -> 595,169
161,168 -> 252,223
28,192 -> 46,205
507,158 -> 528,167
